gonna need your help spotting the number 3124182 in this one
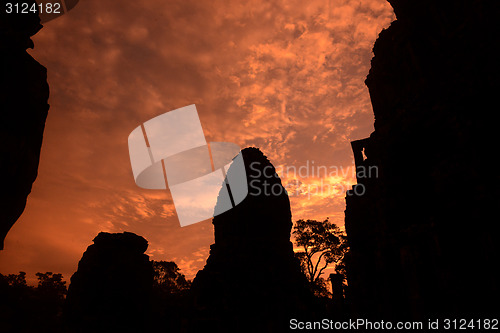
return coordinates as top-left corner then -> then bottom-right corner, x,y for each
5,2 -> 62,14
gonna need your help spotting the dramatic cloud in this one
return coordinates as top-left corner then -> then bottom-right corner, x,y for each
0,0 -> 394,281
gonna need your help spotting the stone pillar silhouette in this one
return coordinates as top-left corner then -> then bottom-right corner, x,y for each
330,273 -> 344,311
189,148 -> 314,332
64,232 -> 153,333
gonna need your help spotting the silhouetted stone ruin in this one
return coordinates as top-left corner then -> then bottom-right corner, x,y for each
329,273 -> 345,313
345,0 -> 499,320
64,232 -> 153,333
0,0 -> 49,250
189,147 -> 314,332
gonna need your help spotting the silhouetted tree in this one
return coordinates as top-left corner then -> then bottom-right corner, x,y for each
0,271 -> 67,333
2,271 -> 28,287
36,272 -> 67,299
152,260 -> 191,294
149,260 -> 191,332
293,218 -> 348,297
32,272 -> 67,331
0,272 -> 31,333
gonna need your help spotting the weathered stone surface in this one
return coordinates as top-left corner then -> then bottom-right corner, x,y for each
64,232 -> 153,332
345,0 -> 499,319
189,147 -> 314,332
0,0 -> 49,249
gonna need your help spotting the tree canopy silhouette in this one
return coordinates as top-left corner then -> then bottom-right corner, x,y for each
152,260 -> 191,294
148,260 -> 191,332
35,272 -> 67,299
0,271 -> 67,333
293,218 -> 348,297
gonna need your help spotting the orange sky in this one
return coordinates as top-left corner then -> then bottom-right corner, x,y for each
0,0 -> 394,284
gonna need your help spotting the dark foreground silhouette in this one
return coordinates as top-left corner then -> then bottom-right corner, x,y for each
1,148 -> 338,333
0,258 -> 193,333
63,148 -> 329,333
0,272 -> 66,333
344,0 -> 499,320
0,0 -> 49,250
188,148 -> 318,332
64,232 -> 153,333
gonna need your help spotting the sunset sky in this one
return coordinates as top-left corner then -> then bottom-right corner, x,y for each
0,0 -> 394,283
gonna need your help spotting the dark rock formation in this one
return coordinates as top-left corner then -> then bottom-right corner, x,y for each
345,0 -> 499,320
64,232 -> 153,333
0,0 -> 49,249
189,147 -> 314,332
